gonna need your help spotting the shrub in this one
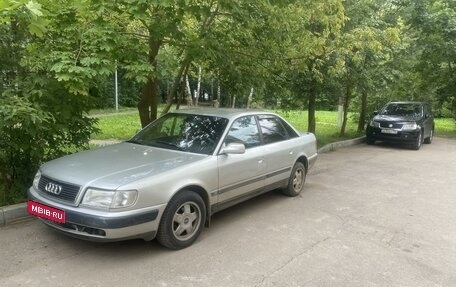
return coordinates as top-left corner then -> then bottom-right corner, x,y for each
0,90 -> 98,206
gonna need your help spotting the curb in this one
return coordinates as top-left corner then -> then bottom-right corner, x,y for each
0,203 -> 31,226
318,136 -> 366,153
1,136 -> 366,226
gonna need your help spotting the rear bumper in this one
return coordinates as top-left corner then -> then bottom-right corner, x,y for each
308,153 -> 318,170
28,187 -> 166,242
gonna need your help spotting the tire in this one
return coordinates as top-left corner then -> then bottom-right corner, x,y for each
412,130 -> 423,150
156,191 -> 206,250
281,162 -> 306,197
424,128 -> 434,144
366,137 -> 375,145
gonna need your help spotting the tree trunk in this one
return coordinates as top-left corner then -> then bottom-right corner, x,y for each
161,60 -> 190,116
232,95 -> 236,108
194,65 -> 202,106
340,80 -> 353,137
358,89 -> 368,132
246,87 -> 254,109
214,78 -> 221,108
185,74 -> 193,107
137,38 -> 161,128
308,77 -> 317,133
217,77 -> 221,103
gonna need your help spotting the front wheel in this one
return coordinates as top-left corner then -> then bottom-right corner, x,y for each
366,137 -> 375,145
412,130 -> 423,150
156,191 -> 206,250
281,162 -> 306,197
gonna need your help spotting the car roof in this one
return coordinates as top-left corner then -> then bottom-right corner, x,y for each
387,101 -> 424,105
171,108 -> 277,120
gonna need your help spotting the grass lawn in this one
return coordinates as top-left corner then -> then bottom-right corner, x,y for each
91,107 -> 455,147
91,108 -> 363,147
434,118 -> 456,138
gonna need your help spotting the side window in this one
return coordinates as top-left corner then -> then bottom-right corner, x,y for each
224,116 -> 261,148
280,118 -> 299,138
258,115 -> 288,144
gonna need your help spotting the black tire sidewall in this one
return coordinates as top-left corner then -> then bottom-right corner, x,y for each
157,191 -> 206,250
413,130 -> 423,150
283,162 -> 306,197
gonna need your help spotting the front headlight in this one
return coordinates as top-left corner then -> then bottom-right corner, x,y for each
369,121 -> 380,128
402,122 -> 418,130
81,188 -> 138,210
33,170 -> 41,190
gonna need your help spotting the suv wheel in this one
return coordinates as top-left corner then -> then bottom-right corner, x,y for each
366,137 -> 375,145
412,130 -> 423,150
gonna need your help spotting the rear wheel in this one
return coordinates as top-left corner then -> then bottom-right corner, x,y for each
281,162 -> 306,197
156,191 -> 206,250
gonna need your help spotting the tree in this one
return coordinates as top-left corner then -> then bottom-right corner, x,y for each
409,0 -> 456,117
0,1 -> 104,205
336,0 -> 401,136
267,0 -> 346,133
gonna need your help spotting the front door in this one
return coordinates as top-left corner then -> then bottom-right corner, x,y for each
216,116 -> 266,209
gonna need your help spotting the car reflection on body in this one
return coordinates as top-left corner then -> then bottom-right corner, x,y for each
28,108 -> 318,249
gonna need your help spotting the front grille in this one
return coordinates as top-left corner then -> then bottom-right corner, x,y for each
38,176 -> 81,203
379,122 -> 403,129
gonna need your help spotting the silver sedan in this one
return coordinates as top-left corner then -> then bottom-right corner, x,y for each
28,108 -> 317,249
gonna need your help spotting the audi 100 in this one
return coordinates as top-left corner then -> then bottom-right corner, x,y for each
28,108 -> 318,249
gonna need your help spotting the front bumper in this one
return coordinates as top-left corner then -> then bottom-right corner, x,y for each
366,127 -> 420,143
28,187 -> 166,242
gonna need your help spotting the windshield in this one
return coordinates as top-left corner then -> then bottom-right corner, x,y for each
381,103 -> 423,117
128,113 -> 229,155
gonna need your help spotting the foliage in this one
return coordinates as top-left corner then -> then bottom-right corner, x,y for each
0,1 -> 99,205
1,0 -> 455,206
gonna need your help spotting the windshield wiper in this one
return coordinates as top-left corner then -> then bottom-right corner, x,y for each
154,140 -> 184,151
126,139 -> 142,145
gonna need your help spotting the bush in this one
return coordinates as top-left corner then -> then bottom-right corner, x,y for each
0,90 -> 98,206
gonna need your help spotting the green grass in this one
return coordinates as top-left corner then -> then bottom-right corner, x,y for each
91,109 -> 364,147
88,107 -> 138,116
91,108 -> 455,147
435,118 -> 456,138
276,110 -> 363,147
93,113 -> 141,140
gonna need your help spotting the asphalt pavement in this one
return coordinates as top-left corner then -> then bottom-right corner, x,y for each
0,137 -> 455,286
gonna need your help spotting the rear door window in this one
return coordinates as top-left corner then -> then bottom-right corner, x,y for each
258,115 -> 288,144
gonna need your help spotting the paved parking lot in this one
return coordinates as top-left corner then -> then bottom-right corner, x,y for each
1,137 -> 455,287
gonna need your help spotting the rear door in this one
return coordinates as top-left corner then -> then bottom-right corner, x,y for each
257,115 -> 298,188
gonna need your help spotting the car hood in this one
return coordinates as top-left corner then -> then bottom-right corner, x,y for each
40,143 -> 207,190
374,114 -> 421,122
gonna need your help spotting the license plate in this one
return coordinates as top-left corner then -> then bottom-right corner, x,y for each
27,200 -> 66,223
381,129 -> 398,134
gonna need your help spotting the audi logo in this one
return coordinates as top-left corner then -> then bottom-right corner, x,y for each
45,182 -> 62,195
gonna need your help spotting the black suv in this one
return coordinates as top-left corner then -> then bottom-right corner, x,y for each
366,101 -> 434,150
